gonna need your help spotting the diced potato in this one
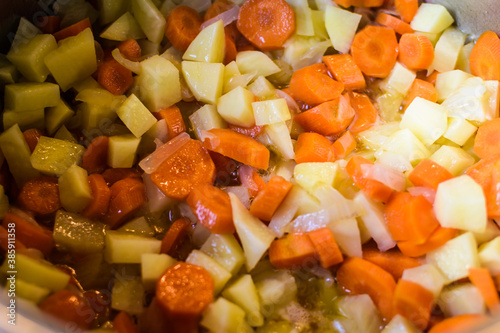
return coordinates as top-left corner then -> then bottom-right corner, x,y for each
253,269 -> 297,309
381,314 -> 421,333
478,237 -> 500,275
435,70 -> 472,103
107,134 -> 141,168
131,0 -> 166,44
428,27 -> 466,73
75,88 -> 124,131
427,232 -> 480,283
189,104 -> 227,140
99,12 -> 146,41
4,82 -> 60,112
377,129 -> 430,164
282,36 -> 332,71
222,274 -> 264,327
46,99 -> 75,136
443,117 -> 477,146
415,31 -> 441,46
485,80 -> 500,120
54,125 -> 77,143
15,279 -> 51,304
329,218 -> 362,258
247,76 -> 276,100
253,99 -> 291,126
118,216 -> 155,237
141,253 -> 176,290
0,58 -> 19,86
9,17 -> 41,52
379,62 -> 416,96
293,162 -> 338,193
264,122 -> 295,161
236,51 -> 280,78
401,263 -> 446,298
30,136 -> 85,176
358,121 -> 400,151
200,297 -> 252,333
429,145 -> 475,176
456,42 -> 474,73
200,233 -> 245,275
117,94 -> 157,137
182,61 -> 224,104
58,164 -> 93,213
111,275 -> 144,315
186,250 -> 231,295
336,294 -> 383,333
3,108 -> 45,132
183,20 -> 224,63
217,86 -> 255,127
438,283 -> 486,317
473,219 -> 500,245
324,5 -> 361,54
442,77 -> 490,124
287,0 -> 314,37
410,3 -> 454,34
104,231 -> 161,263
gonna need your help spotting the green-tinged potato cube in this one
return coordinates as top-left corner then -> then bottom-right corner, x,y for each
30,136 -> 85,176
3,108 -> 45,131
46,99 -> 75,135
200,233 -> 245,275
15,279 -> 50,304
0,59 -> 20,86
217,86 -> 255,127
54,125 -> 78,143
253,98 -> 291,126
410,3 -> 454,34
0,124 -> 40,185
183,19 -> 224,63
131,0 -> 166,44
200,297 -> 253,333
107,134 -> 141,168
117,94 -> 158,137
76,88 -> 124,132
189,104 -> 227,140
186,249 -> 232,295
222,274 -> 264,327
236,51 -> 280,78
104,231 -> 161,263
4,82 -> 59,112
0,254 -> 70,292
44,28 -> 97,91
141,253 -> 177,290
72,76 -> 101,92
100,12 -> 146,41
6,33 -> 57,82
58,165 -> 93,213
111,275 -> 144,315
98,0 -> 129,25
138,55 -> 181,112
182,61 -> 224,104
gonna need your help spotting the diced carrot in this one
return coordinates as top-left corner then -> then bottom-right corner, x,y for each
0,225 -> 26,254
466,157 -> 499,189
395,0 -> 419,23
468,267 -> 500,312
156,262 -> 214,333
152,139 -> 216,200
165,5 -> 203,52
227,123 -> 264,138
202,128 -> 270,170
474,118 -> 500,159
236,0 -> 295,51
398,33 -> 435,70
308,227 -> 343,268
322,54 -> 366,91
81,174 -> 111,220
408,159 -> 453,190
427,314 -> 489,333
293,97 -> 355,136
393,279 -> 434,330
269,233 -> 317,269
235,34 -> 256,52
485,159 -> 500,219
36,15 -> 61,34
336,256 -> 396,321
397,226 -> 458,257
424,70 -> 440,85
346,156 -> 393,203
347,92 -> 379,134
375,13 -> 414,35
97,56 -> 134,95
334,0 -> 383,7
113,311 -> 139,333
155,105 -> 186,140
223,34 -> 237,65
160,218 -> 190,256
187,184 -> 234,234
81,136 -> 109,174
289,63 -> 344,106
249,175 -> 293,221
22,128 -> 44,153
469,31 -> 500,81
332,130 -> 356,159
351,25 -> 399,78
52,18 -> 92,41
117,39 -> 142,61
494,273 -> 500,292
362,244 -> 421,280
103,177 -> 146,229
101,168 -> 141,186
294,132 -> 336,164
39,289 -> 95,330
403,78 -> 438,110
17,175 -> 61,216
360,0 -> 384,7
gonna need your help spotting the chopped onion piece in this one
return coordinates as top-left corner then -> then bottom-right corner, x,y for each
182,0 -> 212,13
276,89 -> 300,115
154,119 -> 169,144
269,190 -> 300,237
201,5 -> 239,30
142,173 -> 176,213
360,163 -> 406,192
111,48 -> 141,74
139,132 -> 190,174
286,209 -> 330,233
239,165 -> 259,194
313,185 -> 360,223
408,186 -> 436,204
192,222 -> 212,247
224,186 -> 250,209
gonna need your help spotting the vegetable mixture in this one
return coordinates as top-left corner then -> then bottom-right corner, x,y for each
1,0 -> 500,332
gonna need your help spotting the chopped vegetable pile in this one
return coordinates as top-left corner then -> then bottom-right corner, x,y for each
1,0 -> 500,332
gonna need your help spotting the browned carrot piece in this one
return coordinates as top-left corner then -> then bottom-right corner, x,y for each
347,92 -> 378,134
227,123 -> 264,138
103,177 -> 147,229
22,128 -> 44,153
17,175 -> 61,216
117,39 -> 142,61
53,18 -> 92,41
269,233 -> 317,269
155,105 -> 186,140
36,15 -> 61,34
113,311 -> 139,333
294,132 -> 336,164
165,5 -> 203,52
160,218 -> 190,256
39,290 -> 95,330
2,211 -> 52,255
393,279 -> 434,330
249,175 -> 293,221
97,56 -> 134,95
81,174 -> 111,220
308,227 -> 343,268
81,136 -> 109,174
101,168 -> 141,186
332,130 -> 356,159
322,54 -> 366,91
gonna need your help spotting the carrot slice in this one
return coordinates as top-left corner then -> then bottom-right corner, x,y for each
165,5 -> 203,52
223,33 -> 237,65
362,244 -> 421,280
375,13 -> 414,35
408,159 -> 453,190
0,225 -> 26,254
52,17 -> 91,41
151,139 -> 216,200
346,156 -> 393,203
397,226 -> 458,257
17,175 -> 61,216
395,0 -> 419,23
398,33 -> 435,70
113,311 -> 139,333
294,132 -> 336,164
202,128 -> 270,170
186,184 -> 234,234
36,15 -> 61,34
227,123 -> 264,138
336,256 -> 396,321
156,262 -> 214,332
155,105 -> 186,140
236,0 -> 295,51
293,97 -> 355,136
97,56 -> 134,95
473,118 -> 500,159
322,54 -> 366,91
81,136 -> 109,174
485,159 -> 500,219
468,267 -> 500,312
469,30 -> 500,81
308,227 -> 343,268
81,174 -> 111,220
393,279 -> 434,330
428,314 -> 489,333
22,128 -> 43,153
269,233 -> 317,269
249,175 -> 293,221
101,168 -> 141,186
351,25 -> 399,78
103,177 -> 146,229
289,63 -> 345,106
160,218 -> 190,256
117,39 -> 142,61
332,130 -> 356,159
39,289 -> 95,330
347,92 -> 378,134
402,78 -> 438,110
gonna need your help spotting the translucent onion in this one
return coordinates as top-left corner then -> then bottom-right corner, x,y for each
268,192 -> 300,237
360,163 -> 406,192
142,173 -> 176,213
224,186 -> 250,209
285,209 -> 330,233
111,48 -> 141,74
139,132 -> 190,174
276,89 -> 300,115
201,5 -> 239,30
239,165 -> 259,194
182,0 -> 212,13
408,186 -> 436,204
